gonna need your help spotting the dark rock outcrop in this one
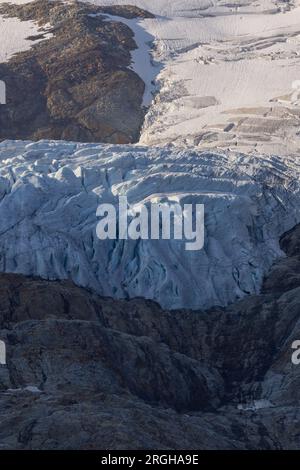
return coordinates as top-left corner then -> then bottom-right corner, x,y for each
0,225 -> 299,449
0,0 -> 153,143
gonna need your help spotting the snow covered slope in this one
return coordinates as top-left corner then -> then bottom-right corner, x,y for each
0,140 -> 299,309
88,0 -> 300,155
2,0 -> 300,153
0,1 -> 52,62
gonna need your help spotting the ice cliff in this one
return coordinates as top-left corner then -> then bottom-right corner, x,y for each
0,140 -> 299,309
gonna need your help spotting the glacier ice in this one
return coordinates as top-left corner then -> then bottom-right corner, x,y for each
0,140 -> 300,310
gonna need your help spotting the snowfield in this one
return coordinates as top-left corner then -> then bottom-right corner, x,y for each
0,140 -> 299,309
90,0 -> 300,155
0,1 -> 53,62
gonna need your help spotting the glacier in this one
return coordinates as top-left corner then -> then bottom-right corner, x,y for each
0,140 -> 299,310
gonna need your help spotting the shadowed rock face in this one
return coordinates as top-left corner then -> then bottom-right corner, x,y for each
0,0 -> 154,143
0,225 -> 299,449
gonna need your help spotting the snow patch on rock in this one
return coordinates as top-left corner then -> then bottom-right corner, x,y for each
101,13 -> 160,107
0,11 -> 52,63
238,399 -> 274,412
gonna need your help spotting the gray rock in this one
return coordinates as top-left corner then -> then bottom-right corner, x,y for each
0,224 -> 299,448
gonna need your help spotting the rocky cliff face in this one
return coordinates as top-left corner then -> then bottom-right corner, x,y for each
0,224 -> 299,449
0,0 -> 153,143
